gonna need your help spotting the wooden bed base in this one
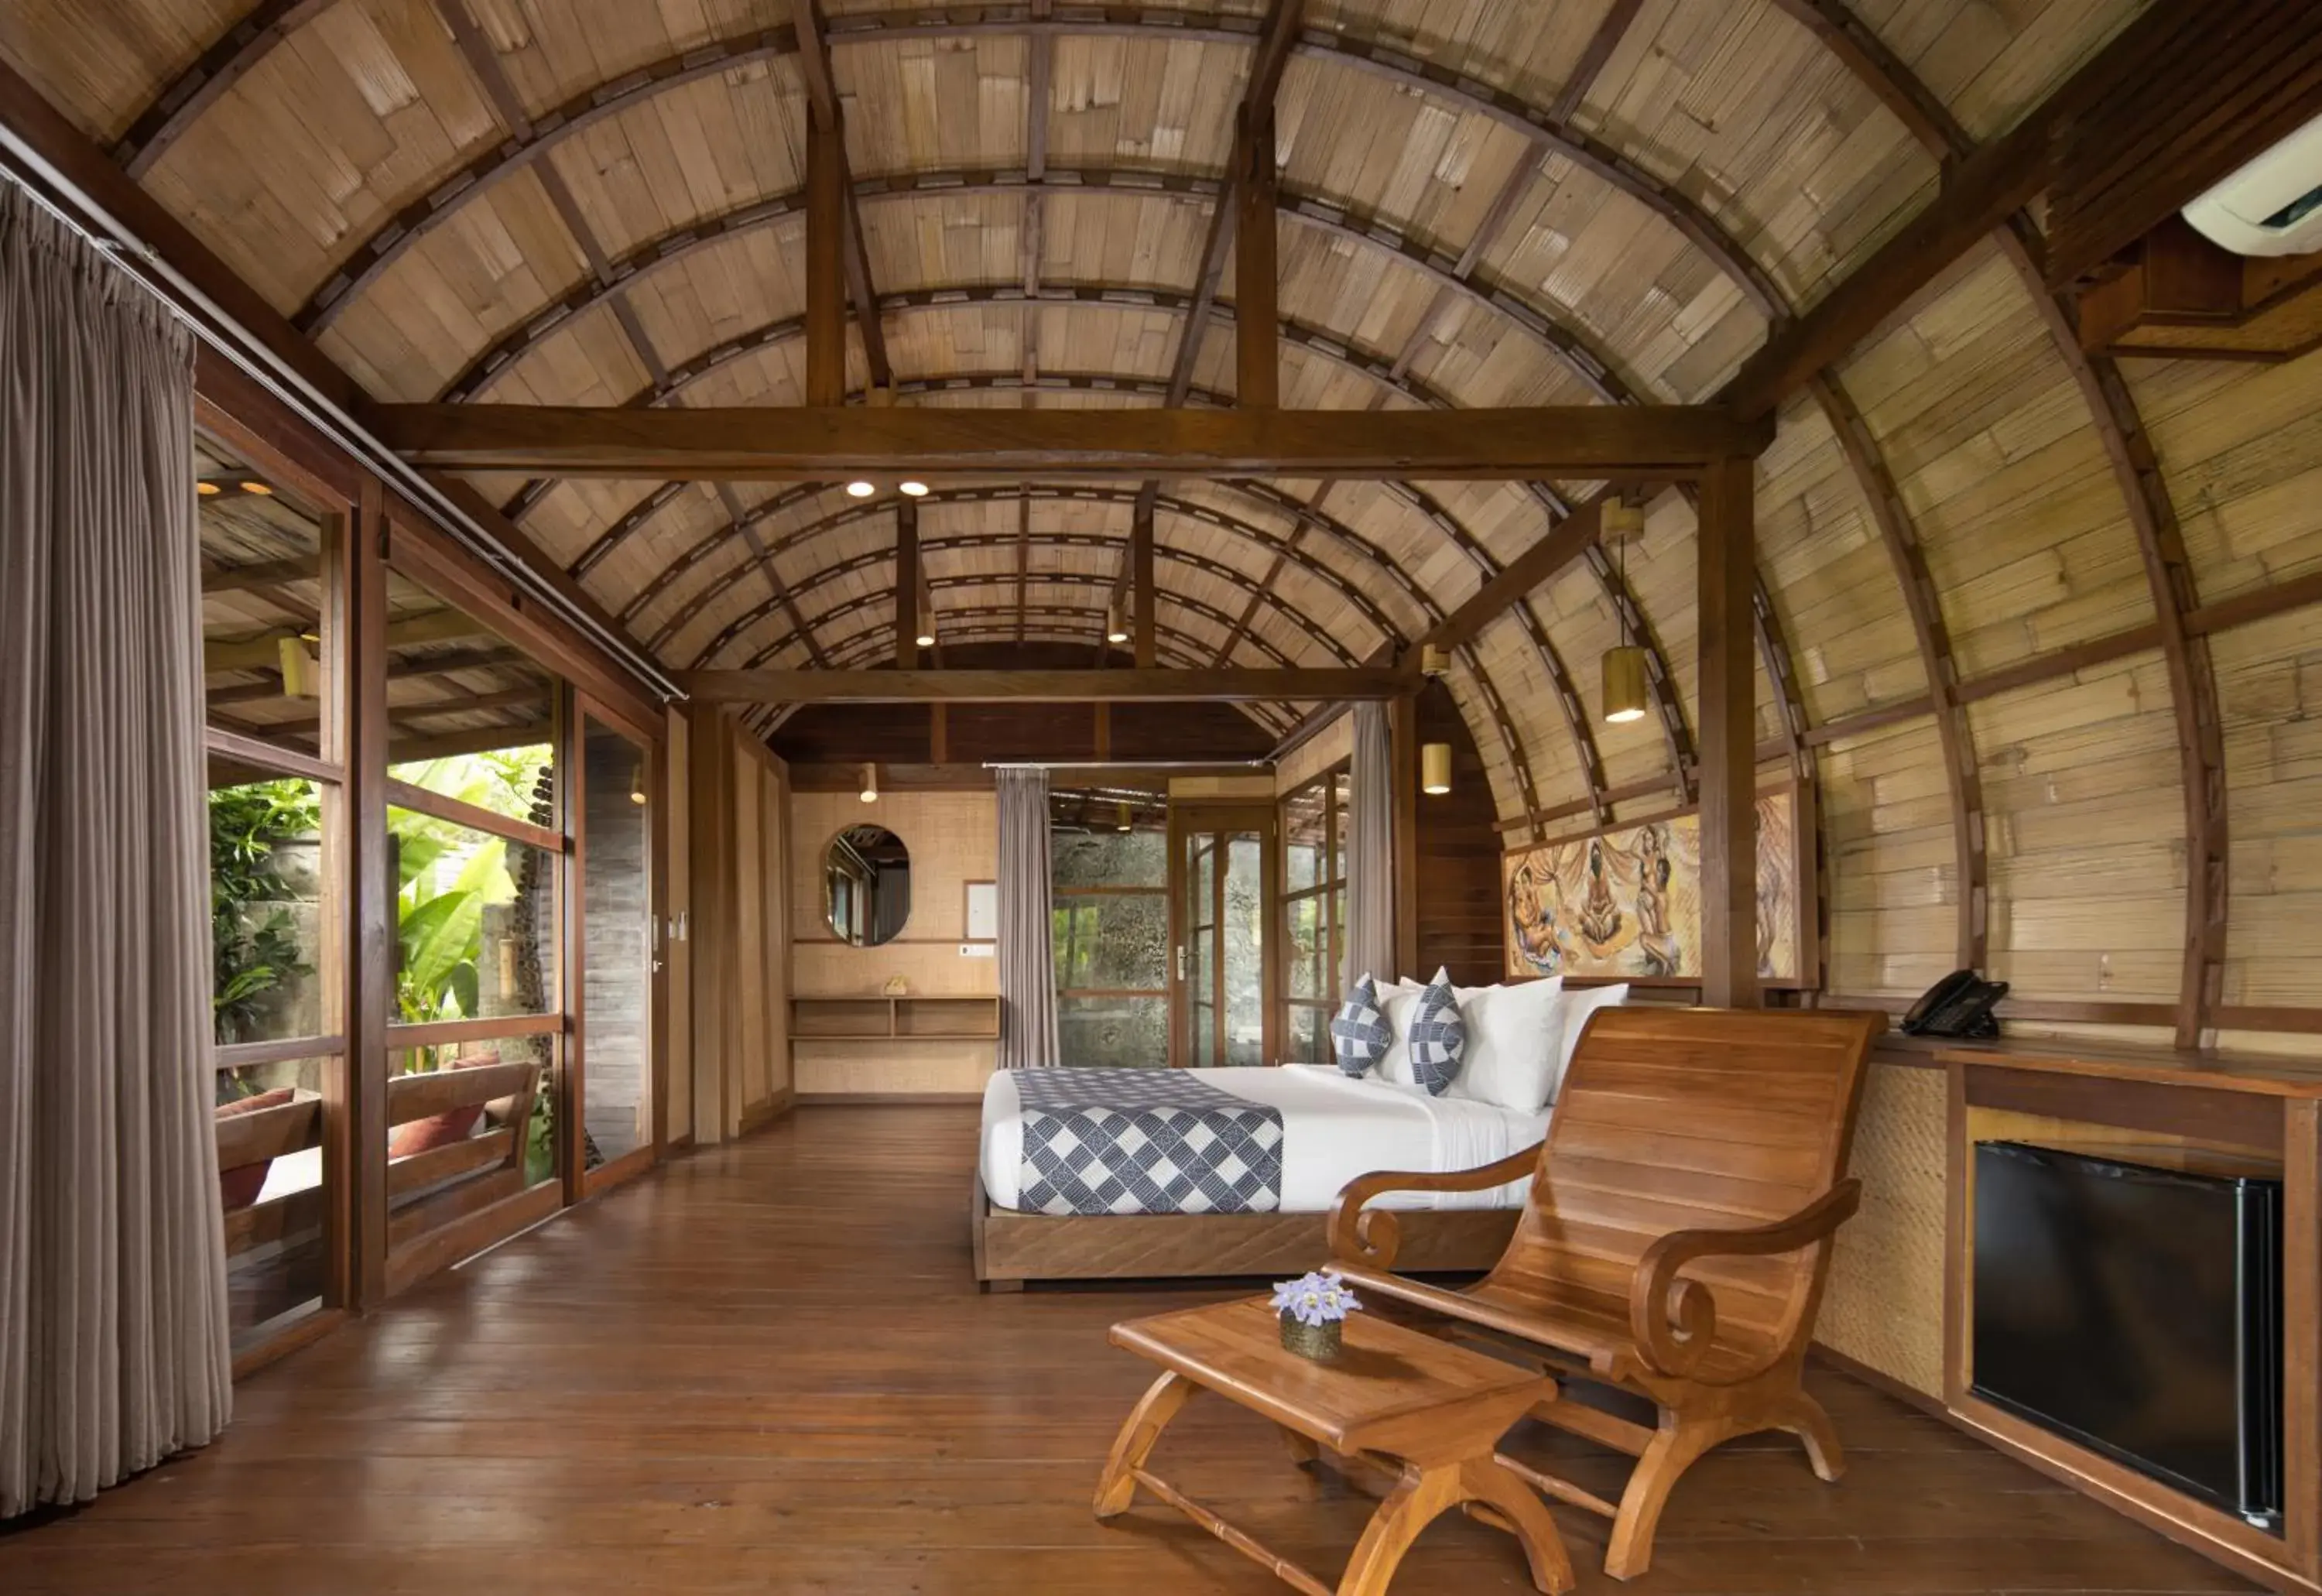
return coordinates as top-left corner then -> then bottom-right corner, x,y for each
971,1173 -> 1519,1290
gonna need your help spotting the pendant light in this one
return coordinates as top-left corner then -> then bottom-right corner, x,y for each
1115,800 -> 1134,833
1420,742 -> 1453,795
858,763 -> 879,803
1104,599 -> 1129,645
1600,498 -> 1649,725
1419,644 -> 1448,678
628,759 -> 649,807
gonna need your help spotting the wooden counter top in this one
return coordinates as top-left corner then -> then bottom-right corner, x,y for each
1870,1030 -> 2322,1097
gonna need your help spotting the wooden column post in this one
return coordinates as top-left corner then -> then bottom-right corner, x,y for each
1094,702 -> 1112,760
348,479 -> 392,1308
804,109 -> 846,408
1697,456 -> 1758,1009
1235,108 -> 1279,409
895,499 -> 920,670
1391,690 -> 1420,980
1132,493 -> 1157,668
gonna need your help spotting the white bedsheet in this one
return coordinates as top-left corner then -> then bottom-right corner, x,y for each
979,1064 -> 1546,1214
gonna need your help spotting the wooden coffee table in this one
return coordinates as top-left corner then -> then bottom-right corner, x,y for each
1095,1296 -> 1572,1596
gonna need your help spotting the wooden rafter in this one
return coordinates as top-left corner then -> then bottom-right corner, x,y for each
111,0 -> 335,178
681,668 -> 1410,704
369,402 -> 1770,478
792,0 -> 891,394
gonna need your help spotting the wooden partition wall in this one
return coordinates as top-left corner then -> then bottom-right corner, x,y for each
683,705 -> 793,1139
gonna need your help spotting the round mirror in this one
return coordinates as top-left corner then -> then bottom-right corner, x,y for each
824,824 -> 911,947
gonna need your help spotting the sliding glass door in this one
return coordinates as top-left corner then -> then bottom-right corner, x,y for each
1169,803 -> 1278,1067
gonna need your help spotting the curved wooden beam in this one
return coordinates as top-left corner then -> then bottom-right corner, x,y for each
111,0 -> 336,178
286,9 -> 1789,337
1775,0 -> 2224,1036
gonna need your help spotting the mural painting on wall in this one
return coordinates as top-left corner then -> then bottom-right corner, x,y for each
1503,789 -> 1799,981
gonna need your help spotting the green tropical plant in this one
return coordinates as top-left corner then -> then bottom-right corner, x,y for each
210,779 -> 321,1047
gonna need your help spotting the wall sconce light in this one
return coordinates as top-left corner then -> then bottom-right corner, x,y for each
1419,644 -> 1448,678
1421,742 -> 1453,795
858,763 -> 879,803
1599,496 -> 1649,725
1104,601 -> 1129,645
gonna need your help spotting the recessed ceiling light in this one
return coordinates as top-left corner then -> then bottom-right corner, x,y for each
846,480 -> 876,498
238,480 -> 273,497
196,481 -> 221,497
899,479 -> 930,497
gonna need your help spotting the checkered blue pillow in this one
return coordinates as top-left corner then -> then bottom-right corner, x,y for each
1407,970 -> 1466,1096
1330,974 -> 1391,1077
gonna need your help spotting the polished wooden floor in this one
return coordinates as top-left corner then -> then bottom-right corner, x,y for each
1,1106 -> 2258,1594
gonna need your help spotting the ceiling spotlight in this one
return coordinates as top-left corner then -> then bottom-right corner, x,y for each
197,481 -> 222,498
238,480 -> 274,497
846,480 -> 877,498
899,479 -> 930,498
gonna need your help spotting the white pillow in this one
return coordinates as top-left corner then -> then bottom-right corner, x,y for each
1445,977 -> 1565,1112
1553,983 -> 1632,1098
1373,978 -> 1427,1085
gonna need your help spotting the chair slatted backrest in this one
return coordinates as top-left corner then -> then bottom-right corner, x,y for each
1485,1006 -> 1884,1367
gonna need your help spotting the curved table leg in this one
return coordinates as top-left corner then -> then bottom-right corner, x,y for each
1463,1457 -> 1575,1594
1094,1371 -> 1199,1519
1335,1464 -> 1464,1596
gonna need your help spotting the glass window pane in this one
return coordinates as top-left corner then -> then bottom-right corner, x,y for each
1224,834 -> 1264,1067
1058,994 -> 1169,1068
200,437 -> 333,763
583,718 -> 652,1165
382,566 -> 559,821
1332,885 -> 1348,995
1286,1005 -> 1327,1065
389,809 -> 560,1020
1053,894 -> 1168,992
1331,770 -> 1351,882
214,1051 -> 332,1353
1286,895 -> 1327,1001
1283,781 -> 1325,892
1052,825 -> 1166,889
209,776 -> 329,1046
390,1040 -> 558,1190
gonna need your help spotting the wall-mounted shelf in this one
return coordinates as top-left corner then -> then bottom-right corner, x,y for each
790,996 -> 1000,1043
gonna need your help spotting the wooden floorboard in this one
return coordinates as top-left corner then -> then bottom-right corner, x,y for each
0,1105 -> 2259,1594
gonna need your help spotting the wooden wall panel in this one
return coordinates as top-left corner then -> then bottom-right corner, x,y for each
1818,720 -> 1959,999
2212,610 -> 2322,1038
663,706 -> 692,1141
1414,680 -> 1505,987
788,786 -> 999,1098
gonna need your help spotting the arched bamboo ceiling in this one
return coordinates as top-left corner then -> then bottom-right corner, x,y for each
19,0 -> 2322,1042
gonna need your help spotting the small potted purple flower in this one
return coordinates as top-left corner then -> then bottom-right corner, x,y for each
1270,1270 -> 1362,1361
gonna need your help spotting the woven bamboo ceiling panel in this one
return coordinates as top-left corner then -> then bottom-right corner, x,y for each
19,0 -> 2321,891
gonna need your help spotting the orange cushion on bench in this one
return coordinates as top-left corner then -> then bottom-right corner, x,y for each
387,1056 -> 502,1160
215,1087 -> 296,1211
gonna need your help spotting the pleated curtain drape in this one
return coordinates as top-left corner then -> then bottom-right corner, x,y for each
994,768 -> 1059,1069
0,180 -> 233,1519
1345,702 -> 1398,988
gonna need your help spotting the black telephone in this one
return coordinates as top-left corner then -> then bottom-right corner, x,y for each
1902,969 -> 2008,1039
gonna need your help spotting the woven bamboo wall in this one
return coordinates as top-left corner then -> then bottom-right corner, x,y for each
1820,1062 -> 1948,1399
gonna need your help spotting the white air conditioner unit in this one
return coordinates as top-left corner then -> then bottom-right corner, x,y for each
2183,109 -> 2322,257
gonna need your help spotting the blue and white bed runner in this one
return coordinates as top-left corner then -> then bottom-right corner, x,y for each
1015,1067 -> 1286,1216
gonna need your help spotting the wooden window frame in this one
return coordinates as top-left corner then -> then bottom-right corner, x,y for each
1279,762 -> 1350,1066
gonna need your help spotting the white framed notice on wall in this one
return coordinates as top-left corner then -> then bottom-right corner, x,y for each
963,880 -> 998,943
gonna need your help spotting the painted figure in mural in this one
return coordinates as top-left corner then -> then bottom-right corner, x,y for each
1634,823 -> 1681,977
1507,860 -> 1561,974
1578,841 -> 1624,953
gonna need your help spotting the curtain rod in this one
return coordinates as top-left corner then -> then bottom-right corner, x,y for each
984,759 -> 1272,771
0,155 -> 687,705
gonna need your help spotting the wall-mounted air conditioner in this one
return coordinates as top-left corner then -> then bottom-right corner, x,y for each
2183,109 -> 2322,257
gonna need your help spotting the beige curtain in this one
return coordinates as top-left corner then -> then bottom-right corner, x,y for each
995,768 -> 1058,1068
0,180 -> 232,1519
1346,703 -> 1396,987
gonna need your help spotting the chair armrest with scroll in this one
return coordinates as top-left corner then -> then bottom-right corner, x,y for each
1626,1177 -> 1862,1382
1324,1141 -> 1544,1270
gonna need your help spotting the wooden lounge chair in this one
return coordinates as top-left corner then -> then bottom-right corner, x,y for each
1326,1005 -> 1885,1580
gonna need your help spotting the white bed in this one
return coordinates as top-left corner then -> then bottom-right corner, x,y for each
978,1063 -> 1546,1215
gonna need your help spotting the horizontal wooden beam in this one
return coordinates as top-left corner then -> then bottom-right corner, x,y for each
680,667 -> 1413,704
365,404 -> 1772,480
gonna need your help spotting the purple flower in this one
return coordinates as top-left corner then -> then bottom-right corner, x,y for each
1270,1270 -> 1361,1327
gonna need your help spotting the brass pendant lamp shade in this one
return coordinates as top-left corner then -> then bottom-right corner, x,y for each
1420,741 -> 1453,795
1601,644 -> 1650,724
1598,495 -> 1650,724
